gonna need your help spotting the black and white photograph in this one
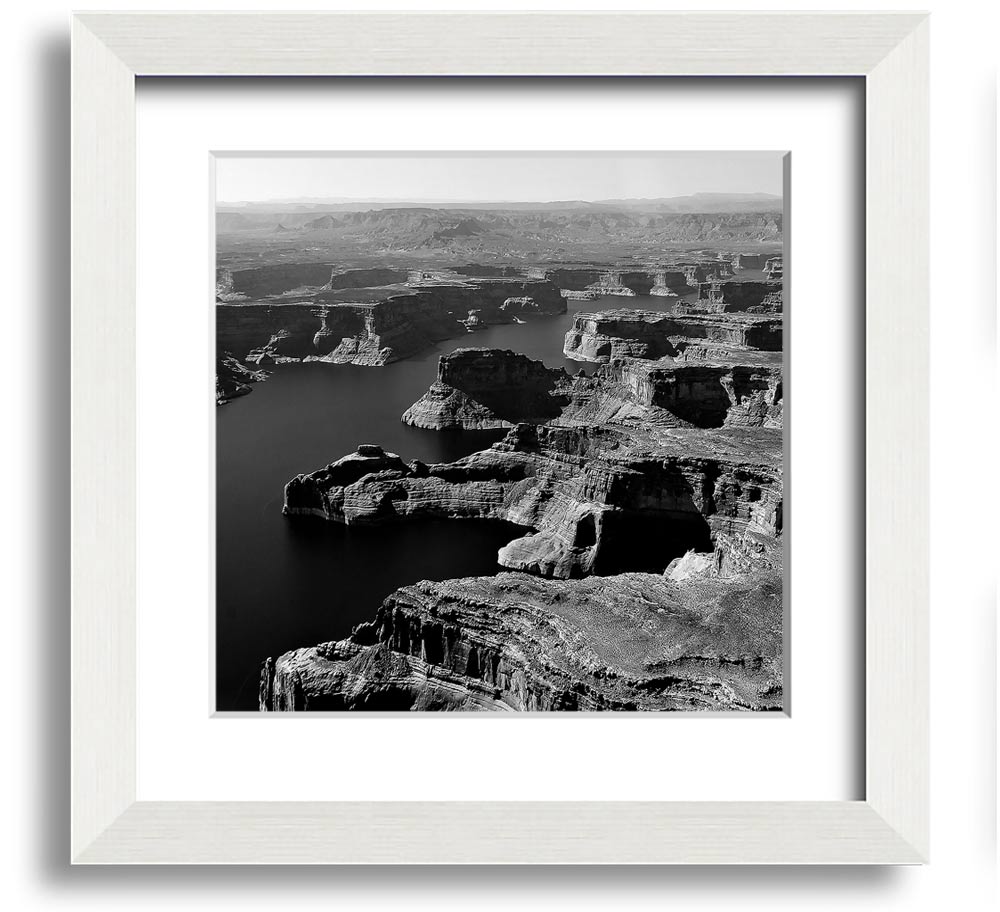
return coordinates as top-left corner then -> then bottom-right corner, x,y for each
215,152 -> 786,712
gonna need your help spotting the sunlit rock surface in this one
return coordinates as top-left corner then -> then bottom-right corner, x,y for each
563,309 -> 782,362
402,348 -> 569,431
215,354 -> 269,405
260,570 -> 783,712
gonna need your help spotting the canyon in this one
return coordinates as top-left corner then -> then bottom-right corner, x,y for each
270,298 -> 782,708
216,261 -> 780,402
215,195 -> 784,712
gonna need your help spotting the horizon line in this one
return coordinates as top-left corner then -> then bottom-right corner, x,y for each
217,191 -> 783,207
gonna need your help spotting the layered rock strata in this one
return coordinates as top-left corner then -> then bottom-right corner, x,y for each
559,357 -> 782,430
217,277 -> 566,369
284,417 -> 781,581
545,267 -> 687,299
216,263 -> 333,300
679,262 -> 732,286
649,270 -> 687,296
563,309 -> 782,362
681,281 -> 783,315
260,571 -> 783,712
402,348 -> 570,430
216,264 -> 409,301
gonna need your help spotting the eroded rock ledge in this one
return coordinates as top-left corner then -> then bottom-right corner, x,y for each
284,416 -> 781,581
217,276 -> 566,371
563,309 -> 782,362
259,571 -> 783,712
560,357 -> 782,430
402,348 -> 569,431
216,354 -> 269,405
679,281 -> 783,315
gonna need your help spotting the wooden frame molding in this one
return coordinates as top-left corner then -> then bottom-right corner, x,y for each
71,12 -> 928,864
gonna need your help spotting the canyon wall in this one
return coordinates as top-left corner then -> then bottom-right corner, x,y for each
260,570 -> 783,712
216,277 -> 567,368
217,264 -> 409,300
402,348 -> 570,430
563,309 -> 783,362
284,419 -> 781,581
683,281 -> 783,315
560,359 -> 782,430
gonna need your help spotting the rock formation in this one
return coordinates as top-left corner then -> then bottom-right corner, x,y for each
260,570 -> 783,712
681,281 -> 783,315
217,277 -> 566,371
216,264 -> 409,301
284,409 -> 781,577
563,309 -> 782,362
272,380 -> 783,711
559,357 -> 783,430
678,261 -> 733,286
402,349 -> 570,430
547,267 -> 684,299
649,270 -> 687,296
732,253 -> 766,270
216,354 -> 269,405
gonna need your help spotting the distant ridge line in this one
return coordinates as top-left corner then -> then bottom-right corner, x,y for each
217,192 -> 783,214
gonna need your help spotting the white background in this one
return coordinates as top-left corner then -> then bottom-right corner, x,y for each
3,0 -> 996,909
136,80 -> 859,803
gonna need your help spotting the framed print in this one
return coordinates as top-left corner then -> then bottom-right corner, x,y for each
71,12 -> 928,863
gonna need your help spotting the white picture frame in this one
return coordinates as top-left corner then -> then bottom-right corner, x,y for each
71,12 -> 928,864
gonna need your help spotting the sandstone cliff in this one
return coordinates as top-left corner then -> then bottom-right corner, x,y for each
563,309 -> 782,362
217,277 -> 566,370
216,264 -> 409,301
559,357 -> 783,430
260,570 -> 783,712
681,281 -> 783,315
284,412 -> 781,582
402,348 -> 570,431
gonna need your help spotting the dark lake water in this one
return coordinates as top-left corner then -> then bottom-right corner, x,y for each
216,294 -> 683,710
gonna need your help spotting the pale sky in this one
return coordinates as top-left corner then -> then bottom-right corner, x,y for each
215,152 -> 784,204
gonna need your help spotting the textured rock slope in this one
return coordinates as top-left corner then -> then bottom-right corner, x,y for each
563,309 -> 782,362
402,348 -> 569,430
260,571 -> 783,712
284,416 -> 781,581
